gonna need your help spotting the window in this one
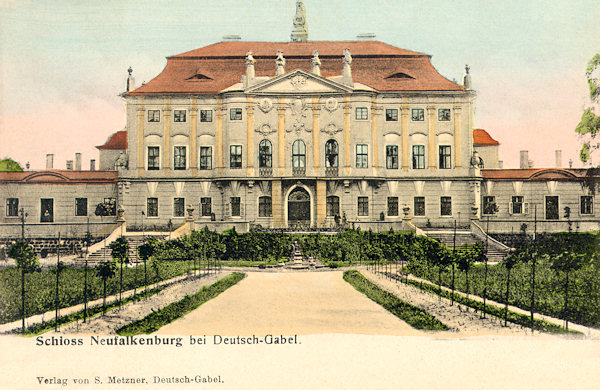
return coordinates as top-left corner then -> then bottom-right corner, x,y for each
323,139 -> 338,168
230,197 -> 241,217
258,196 -> 272,217
199,146 -> 212,170
439,145 -> 451,169
386,145 -> 398,169
174,146 -> 186,170
355,107 -> 368,120
147,198 -> 158,217
482,196 -> 496,215
258,139 -> 272,168
230,145 -> 242,169
358,197 -> 369,216
147,146 -> 160,170
356,144 -> 368,168
75,198 -> 87,217
581,196 -> 593,215
292,140 -> 306,168
230,108 -> 242,120
387,197 -> 399,216
411,108 -> 424,121
103,198 -> 117,216
173,110 -> 186,122
326,196 -> 340,217
414,197 -> 425,216
173,198 -> 185,217
200,110 -> 213,122
438,108 -> 451,121
40,198 -> 54,223
385,109 -> 398,121
201,197 -> 212,217
412,145 -> 425,169
545,196 -> 559,220
440,196 -> 452,216
511,196 -> 524,214
6,198 -> 18,217
148,110 -> 160,122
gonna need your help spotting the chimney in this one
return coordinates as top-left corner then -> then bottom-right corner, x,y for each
46,154 -> 54,169
356,33 -> 376,41
498,160 -> 503,169
519,151 -> 529,168
66,160 -> 73,170
90,159 -> 96,171
75,153 -> 82,170
222,35 -> 241,41
555,150 -> 562,168
528,160 -> 534,168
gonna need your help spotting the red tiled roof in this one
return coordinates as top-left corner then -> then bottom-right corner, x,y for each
97,130 -> 127,150
128,41 -> 464,95
0,170 -> 118,184
473,129 -> 499,146
481,168 -> 596,181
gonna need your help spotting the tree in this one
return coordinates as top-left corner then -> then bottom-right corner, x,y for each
9,241 -> 39,333
0,158 -> 23,172
110,237 -> 129,306
576,54 -> 600,166
502,251 -> 519,326
96,261 -> 116,314
138,238 -> 158,290
550,250 -> 586,330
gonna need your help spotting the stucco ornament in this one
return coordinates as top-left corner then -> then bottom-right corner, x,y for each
324,97 -> 339,112
255,123 -> 276,136
287,98 -> 310,134
321,122 -> 342,136
290,74 -> 307,89
258,98 -> 273,113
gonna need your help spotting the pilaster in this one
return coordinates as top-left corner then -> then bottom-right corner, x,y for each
316,180 -> 326,227
453,105 -> 462,168
190,97 -> 198,176
344,94 -> 351,174
278,96 -> 286,176
163,97 -> 171,177
246,96 -> 255,176
216,98 -> 224,173
312,96 -> 320,172
136,97 -> 145,177
427,103 -> 436,172
272,180 -> 284,228
401,101 -> 409,172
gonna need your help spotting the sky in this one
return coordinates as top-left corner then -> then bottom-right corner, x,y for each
0,0 -> 598,170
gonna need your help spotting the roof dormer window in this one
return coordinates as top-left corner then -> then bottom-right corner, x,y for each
386,72 -> 414,80
186,73 -> 212,81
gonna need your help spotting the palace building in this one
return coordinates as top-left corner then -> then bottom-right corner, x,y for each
1,1 -> 598,240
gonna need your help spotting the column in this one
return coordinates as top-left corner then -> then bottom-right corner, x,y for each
190,97 -> 198,176
316,180 -> 327,228
163,97 -> 171,176
312,96 -> 320,172
246,96 -> 255,176
278,96 -> 286,176
453,105 -> 462,168
401,101 -> 409,172
427,103 -> 436,172
272,180 -> 284,228
216,97 -> 224,173
136,97 -> 145,177
344,94 -> 351,174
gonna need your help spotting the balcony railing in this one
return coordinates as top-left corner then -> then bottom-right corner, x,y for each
292,167 -> 306,176
325,167 -> 338,177
259,167 -> 273,177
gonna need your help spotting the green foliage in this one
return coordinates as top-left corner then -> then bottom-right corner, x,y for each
403,277 -> 579,334
585,53 -> 600,101
0,158 -> 23,172
0,261 -> 195,324
117,273 -> 245,335
96,261 -> 116,281
8,241 -> 39,273
110,237 -> 129,263
575,109 -> 600,137
343,270 -> 448,331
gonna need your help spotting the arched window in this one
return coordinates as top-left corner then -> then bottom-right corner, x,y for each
325,139 -> 338,168
292,140 -> 306,168
258,139 -> 272,168
326,196 -> 340,217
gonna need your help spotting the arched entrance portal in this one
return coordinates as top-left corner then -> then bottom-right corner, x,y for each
287,187 -> 311,228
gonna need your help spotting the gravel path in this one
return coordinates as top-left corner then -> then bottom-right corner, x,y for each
360,269 -> 538,337
60,272 -> 230,335
156,271 -> 425,335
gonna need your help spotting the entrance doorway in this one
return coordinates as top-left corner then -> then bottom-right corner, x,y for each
288,187 -> 310,228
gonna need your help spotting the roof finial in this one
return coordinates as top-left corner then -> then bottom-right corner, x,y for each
311,50 -> 321,76
275,50 -> 286,75
463,64 -> 471,90
291,1 -> 308,42
126,66 -> 135,92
